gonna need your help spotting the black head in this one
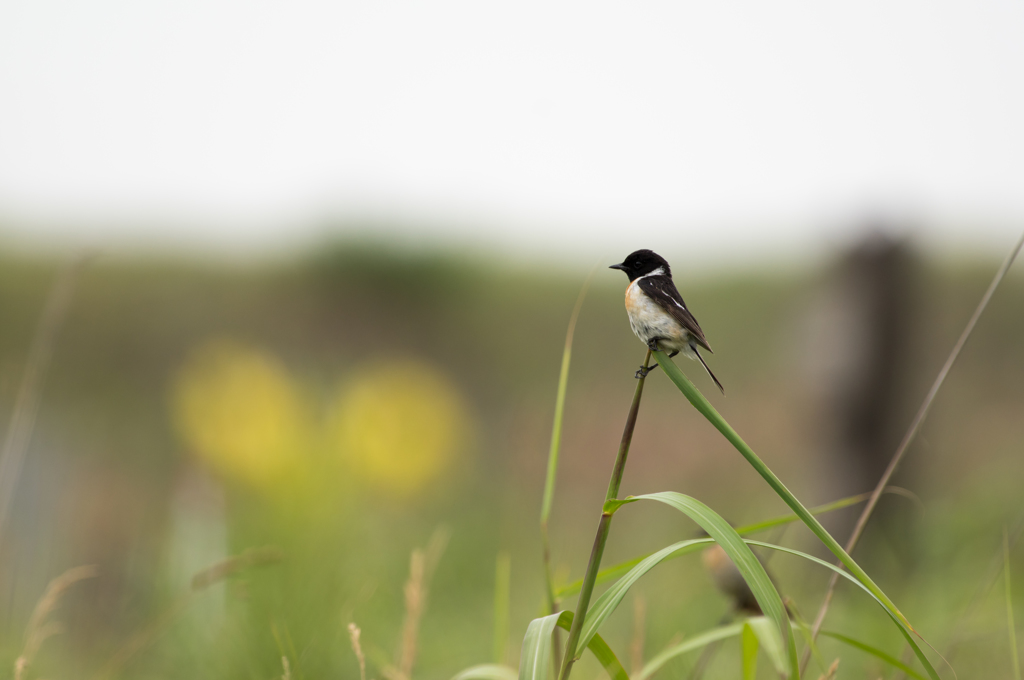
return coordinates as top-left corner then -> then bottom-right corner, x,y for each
609,249 -> 671,281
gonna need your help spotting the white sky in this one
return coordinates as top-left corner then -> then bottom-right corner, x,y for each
2,1 -> 1024,264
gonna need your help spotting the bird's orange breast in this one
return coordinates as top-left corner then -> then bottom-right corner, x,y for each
624,279 -> 641,313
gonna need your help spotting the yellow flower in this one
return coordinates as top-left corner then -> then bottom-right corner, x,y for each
330,360 -> 470,498
172,339 -> 308,488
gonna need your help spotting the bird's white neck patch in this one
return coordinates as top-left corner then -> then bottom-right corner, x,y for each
641,267 -> 666,278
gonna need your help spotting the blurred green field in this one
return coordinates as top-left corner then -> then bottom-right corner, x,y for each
0,243 -> 1022,679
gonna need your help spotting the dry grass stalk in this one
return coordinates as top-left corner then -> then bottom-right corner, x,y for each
190,546 -> 284,591
281,656 -> 291,680
388,527 -> 450,680
629,595 -> 646,676
397,549 -> 425,680
803,229 -> 1024,673
96,546 -> 282,679
816,658 -> 839,680
349,623 -> 368,680
15,564 -> 98,680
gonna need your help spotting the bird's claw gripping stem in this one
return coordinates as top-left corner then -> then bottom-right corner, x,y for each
635,363 -> 660,379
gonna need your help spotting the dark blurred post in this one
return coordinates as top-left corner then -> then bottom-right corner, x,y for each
802,230 -> 918,552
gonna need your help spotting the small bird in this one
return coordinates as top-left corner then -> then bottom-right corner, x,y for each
609,249 -> 724,391
701,543 -> 762,615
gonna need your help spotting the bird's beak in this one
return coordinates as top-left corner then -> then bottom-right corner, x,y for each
609,263 -> 627,271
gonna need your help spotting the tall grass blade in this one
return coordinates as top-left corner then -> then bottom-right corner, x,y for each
614,492 -> 797,678
541,271 -> 594,613
495,552 -> 512,664
743,540 -> 940,680
652,351 -> 922,639
818,631 -> 926,680
1006,529 -> 1021,680
556,490 -> 883,600
742,623 -> 759,680
518,611 -> 629,680
0,258 -> 84,547
452,665 -> 518,680
636,622 -> 745,680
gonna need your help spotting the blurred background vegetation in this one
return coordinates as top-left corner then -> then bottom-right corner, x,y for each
0,233 -> 1020,679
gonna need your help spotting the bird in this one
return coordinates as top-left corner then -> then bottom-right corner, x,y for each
700,543 -> 762,615
609,249 -> 724,392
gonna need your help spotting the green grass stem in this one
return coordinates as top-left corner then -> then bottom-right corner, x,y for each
555,351 -> 652,680
1007,529 -> 1021,680
494,551 -> 511,665
541,273 -> 593,615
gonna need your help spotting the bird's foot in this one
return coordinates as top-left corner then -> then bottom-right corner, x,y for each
635,363 -> 660,379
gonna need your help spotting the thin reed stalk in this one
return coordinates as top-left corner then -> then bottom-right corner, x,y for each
801,229 -> 1024,672
0,257 -> 85,548
390,528 -> 449,680
943,508 -> 1024,666
493,551 -> 511,664
557,350 -> 653,680
541,273 -> 594,615
1007,529 -> 1021,680
630,595 -> 646,677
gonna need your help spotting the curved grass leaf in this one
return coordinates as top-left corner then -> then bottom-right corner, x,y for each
620,492 -> 798,678
653,352 -> 930,656
819,631 -> 926,680
744,540 -> 940,680
576,538 -> 709,653
556,491 -> 875,601
636,622 -> 744,680
518,611 -> 629,680
519,613 -> 563,680
453,664 -> 519,680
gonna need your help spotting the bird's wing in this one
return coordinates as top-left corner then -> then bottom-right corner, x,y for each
637,275 -> 714,352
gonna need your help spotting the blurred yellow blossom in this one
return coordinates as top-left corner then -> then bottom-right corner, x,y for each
329,359 -> 470,497
172,339 -> 309,488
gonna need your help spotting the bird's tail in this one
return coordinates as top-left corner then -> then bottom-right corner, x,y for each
692,345 -> 725,394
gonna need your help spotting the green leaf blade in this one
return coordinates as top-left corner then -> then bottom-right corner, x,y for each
518,611 -> 631,680
636,622 -> 745,680
627,492 -> 798,678
453,665 -> 519,680
819,631 -> 926,680
576,538 -> 713,654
